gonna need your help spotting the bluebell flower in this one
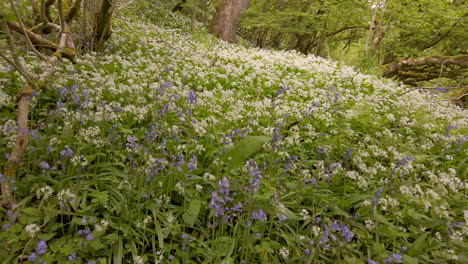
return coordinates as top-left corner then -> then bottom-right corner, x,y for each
60,145 -> 74,159
276,86 -> 289,96
252,209 -> 267,221
384,253 -> 403,263
187,89 -> 197,105
304,248 -> 311,256
400,246 -> 408,254
218,177 -> 230,195
188,155 -> 197,170
68,252 -> 77,261
28,252 -> 38,261
373,188 -> 383,205
278,214 -> 287,223
341,223 -> 354,243
367,259 -> 378,264
36,240 -> 48,255
86,233 -> 95,241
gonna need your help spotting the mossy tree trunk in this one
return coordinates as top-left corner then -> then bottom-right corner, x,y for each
80,0 -> 114,52
209,0 -> 251,43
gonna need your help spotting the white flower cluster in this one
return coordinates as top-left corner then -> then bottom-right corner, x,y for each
94,219 -> 110,232
57,188 -> 76,203
36,185 -> 54,200
25,223 -> 41,237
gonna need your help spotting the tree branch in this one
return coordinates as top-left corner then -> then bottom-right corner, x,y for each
6,21 -> 59,51
9,0 -> 49,61
325,25 -> 370,38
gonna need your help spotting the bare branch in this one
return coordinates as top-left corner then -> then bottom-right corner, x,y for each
9,0 -> 49,61
30,22 -> 60,33
7,21 -> 59,51
0,12 -> 37,81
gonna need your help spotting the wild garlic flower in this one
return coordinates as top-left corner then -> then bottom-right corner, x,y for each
134,256 -> 144,264
25,224 -> 41,237
36,185 -> 54,200
279,247 -> 290,259
94,220 -> 110,232
57,189 -> 76,203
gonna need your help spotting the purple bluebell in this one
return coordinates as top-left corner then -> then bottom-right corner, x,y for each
278,215 -> 287,223
318,146 -> 327,155
218,177 -> 230,195
247,160 -> 263,195
28,252 -> 38,261
341,223 -> 354,243
400,246 -> 407,253
187,89 -> 197,105
373,188 -> 383,205
188,155 -> 197,170
276,86 -> 289,96
68,253 -> 77,261
252,209 -> 267,221
304,248 -> 311,256
60,145 -> 74,159
384,253 -> 403,263
434,87 -> 448,93
367,259 -> 378,264
36,240 -> 48,255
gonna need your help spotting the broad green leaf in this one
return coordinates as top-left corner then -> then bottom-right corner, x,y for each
224,135 -> 271,172
182,199 -> 201,227
21,207 -> 44,217
37,233 -> 56,241
407,232 -> 429,256
90,239 -> 106,250
212,236 -> 236,257
59,244 -> 75,256
48,236 -> 68,253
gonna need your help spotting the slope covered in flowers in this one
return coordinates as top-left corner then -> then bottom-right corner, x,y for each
0,12 -> 467,264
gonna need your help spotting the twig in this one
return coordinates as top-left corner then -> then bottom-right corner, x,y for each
0,11 -> 37,80
9,0 -> 49,62
397,86 -> 468,97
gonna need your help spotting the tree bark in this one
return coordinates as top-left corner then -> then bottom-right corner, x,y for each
208,0 -> 251,43
80,0 -> 114,52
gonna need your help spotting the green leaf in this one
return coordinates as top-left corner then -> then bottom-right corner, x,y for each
37,233 -> 56,241
182,199 -> 201,227
103,233 -> 120,242
59,244 -> 75,256
89,239 -> 106,250
113,238 -> 123,264
48,236 -> 68,253
89,191 -> 109,204
21,207 -> 44,217
212,236 -> 236,257
224,136 -> 271,172
403,255 -> 420,264
407,232 -> 429,256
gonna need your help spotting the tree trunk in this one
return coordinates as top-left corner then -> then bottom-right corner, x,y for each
208,0 -> 250,43
80,0 -> 114,52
